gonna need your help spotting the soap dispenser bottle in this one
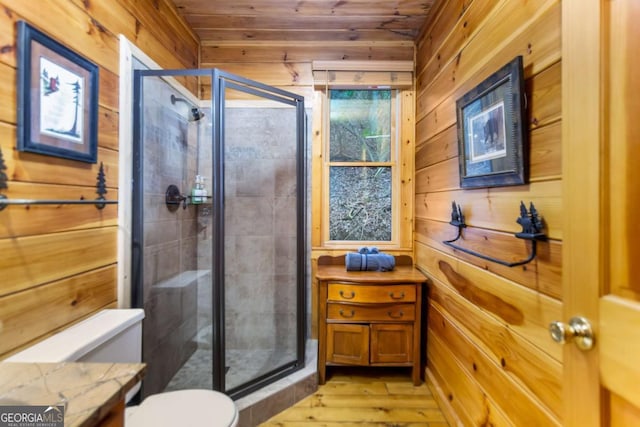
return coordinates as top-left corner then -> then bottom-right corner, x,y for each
191,175 -> 204,204
199,176 -> 208,203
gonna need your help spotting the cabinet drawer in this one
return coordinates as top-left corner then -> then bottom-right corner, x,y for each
327,303 -> 415,321
328,284 -> 416,303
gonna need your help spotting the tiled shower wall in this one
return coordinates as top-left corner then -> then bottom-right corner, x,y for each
140,77 -> 203,396
223,107 -> 299,356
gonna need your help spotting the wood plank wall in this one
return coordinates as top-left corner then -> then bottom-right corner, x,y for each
414,0 -> 563,425
0,0 -> 198,358
199,42 -> 414,102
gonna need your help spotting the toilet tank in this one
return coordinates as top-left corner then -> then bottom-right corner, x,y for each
6,309 -> 145,363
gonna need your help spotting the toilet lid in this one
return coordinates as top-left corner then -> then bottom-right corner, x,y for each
127,389 -> 238,427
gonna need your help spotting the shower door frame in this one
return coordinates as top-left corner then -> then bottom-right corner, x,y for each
132,68 -> 307,400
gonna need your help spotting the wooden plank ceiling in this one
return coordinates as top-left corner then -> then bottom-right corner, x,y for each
171,0 -> 435,44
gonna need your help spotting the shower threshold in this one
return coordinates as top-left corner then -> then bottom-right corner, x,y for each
164,340 -> 317,425
235,339 -> 317,426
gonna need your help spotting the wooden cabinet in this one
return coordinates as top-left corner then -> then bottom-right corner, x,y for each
316,256 -> 426,385
370,323 -> 413,364
327,323 -> 369,365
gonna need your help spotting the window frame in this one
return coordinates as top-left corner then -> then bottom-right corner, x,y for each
321,88 -> 401,248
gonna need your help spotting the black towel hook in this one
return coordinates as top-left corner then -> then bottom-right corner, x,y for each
442,201 -> 546,267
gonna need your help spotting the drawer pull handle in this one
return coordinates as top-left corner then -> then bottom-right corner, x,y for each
339,290 -> 356,299
388,310 -> 404,319
339,309 -> 356,318
389,291 -> 405,300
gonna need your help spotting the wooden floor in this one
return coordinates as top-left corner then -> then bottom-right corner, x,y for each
260,367 -> 449,427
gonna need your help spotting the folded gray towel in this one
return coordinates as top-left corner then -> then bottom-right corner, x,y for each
345,252 -> 395,272
358,246 -> 379,254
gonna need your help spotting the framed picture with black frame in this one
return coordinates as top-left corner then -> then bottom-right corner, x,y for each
455,56 -> 527,189
16,20 -> 99,163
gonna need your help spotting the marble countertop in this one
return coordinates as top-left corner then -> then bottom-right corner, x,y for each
0,362 -> 145,427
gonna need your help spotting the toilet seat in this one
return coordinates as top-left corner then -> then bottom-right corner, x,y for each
126,389 -> 238,427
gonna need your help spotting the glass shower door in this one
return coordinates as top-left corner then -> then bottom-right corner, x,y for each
212,71 -> 305,397
132,69 -> 306,398
132,70 -> 214,397
133,68 -> 305,400
220,83 -> 303,394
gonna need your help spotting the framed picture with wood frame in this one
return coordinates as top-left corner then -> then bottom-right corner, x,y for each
455,56 -> 527,189
16,20 -> 99,163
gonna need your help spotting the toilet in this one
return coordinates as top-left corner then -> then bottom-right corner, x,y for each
5,309 -> 238,427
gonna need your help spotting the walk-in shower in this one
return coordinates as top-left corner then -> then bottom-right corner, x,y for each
132,68 -> 306,400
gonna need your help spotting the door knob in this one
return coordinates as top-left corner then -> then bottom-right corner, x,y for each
549,316 -> 594,350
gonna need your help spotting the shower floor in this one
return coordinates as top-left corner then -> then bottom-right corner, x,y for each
164,327 -> 295,391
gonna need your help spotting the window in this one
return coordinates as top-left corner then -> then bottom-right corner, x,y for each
326,89 -> 398,243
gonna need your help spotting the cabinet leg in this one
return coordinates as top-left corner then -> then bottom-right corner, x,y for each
318,363 -> 326,385
412,365 -> 421,386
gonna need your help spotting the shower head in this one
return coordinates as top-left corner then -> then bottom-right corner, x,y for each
170,94 -> 205,122
190,107 -> 205,122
